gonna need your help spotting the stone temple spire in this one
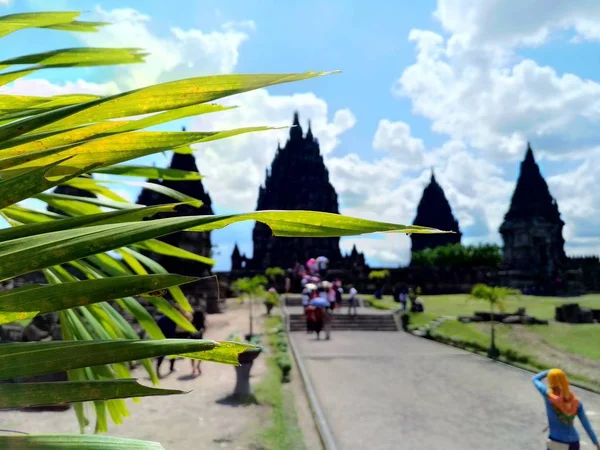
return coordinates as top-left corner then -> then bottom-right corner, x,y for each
289,111 -> 303,142
504,142 -> 561,223
243,112 -> 344,270
306,120 -> 314,142
410,169 -> 462,254
500,143 -> 566,276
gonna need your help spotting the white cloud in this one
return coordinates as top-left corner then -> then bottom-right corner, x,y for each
0,0 -> 12,5
372,119 -> 425,165
0,78 -> 118,96
396,29 -> 600,160
77,7 -> 252,91
434,0 -> 600,47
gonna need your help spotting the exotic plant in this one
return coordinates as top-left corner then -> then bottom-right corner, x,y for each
265,266 -> 285,281
233,275 -> 268,336
368,269 -> 390,299
0,11 -> 445,449
368,269 -> 390,280
470,284 -> 520,359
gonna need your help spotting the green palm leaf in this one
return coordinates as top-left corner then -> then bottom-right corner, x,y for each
0,380 -> 183,409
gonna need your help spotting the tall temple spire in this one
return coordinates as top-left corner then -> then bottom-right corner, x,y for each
244,112 -> 346,270
500,143 -> 566,276
290,111 -> 303,141
306,119 -> 314,141
410,172 -> 461,255
504,143 -> 560,223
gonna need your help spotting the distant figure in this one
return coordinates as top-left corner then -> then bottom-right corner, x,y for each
348,286 -> 358,316
301,287 -> 311,313
156,314 -> 177,378
327,286 -> 337,311
190,308 -> 206,377
398,285 -> 408,311
335,284 -> 343,310
533,369 -> 599,450
305,304 -> 325,339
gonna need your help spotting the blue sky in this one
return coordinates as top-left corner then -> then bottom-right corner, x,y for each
3,0 -> 600,270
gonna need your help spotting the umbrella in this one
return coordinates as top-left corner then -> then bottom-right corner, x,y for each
305,283 -> 318,291
321,280 -> 332,289
316,256 -> 329,263
306,258 -> 316,267
310,297 -> 330,308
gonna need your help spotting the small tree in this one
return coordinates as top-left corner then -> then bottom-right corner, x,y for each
470,284 -> 520,359
368,270 -> 390,299
265,266 -> 285,281
233,275 -> 268,338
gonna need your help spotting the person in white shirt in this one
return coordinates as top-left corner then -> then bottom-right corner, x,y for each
348,286 -> 358,316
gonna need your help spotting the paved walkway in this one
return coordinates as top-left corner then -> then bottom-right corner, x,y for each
292,331 -> 600,450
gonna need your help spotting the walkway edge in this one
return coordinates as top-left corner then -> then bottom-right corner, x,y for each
283,300 -> 338,450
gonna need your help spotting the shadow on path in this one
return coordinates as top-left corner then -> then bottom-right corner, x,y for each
215,393 -> 259,407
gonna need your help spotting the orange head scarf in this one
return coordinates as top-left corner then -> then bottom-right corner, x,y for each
547,368 -> 579,424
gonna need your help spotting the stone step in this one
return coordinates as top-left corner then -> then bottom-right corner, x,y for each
285,297 -> 357,307
288,313 -> 398,332
290,324 -> 398,331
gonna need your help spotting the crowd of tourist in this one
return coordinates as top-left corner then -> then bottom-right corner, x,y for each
292,257 -> 360,340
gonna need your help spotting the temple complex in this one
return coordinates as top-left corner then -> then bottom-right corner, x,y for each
499,144 -> 568,290
231,112 -> 366,273
410,171 -> 462,256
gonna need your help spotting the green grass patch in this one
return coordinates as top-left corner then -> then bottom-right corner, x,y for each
529,323 -> 600,362
254,315 -> 305,450
370,293 -> 600,320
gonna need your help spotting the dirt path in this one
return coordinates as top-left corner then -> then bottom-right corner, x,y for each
0,300 -> 269,450
490,324 -> 600,381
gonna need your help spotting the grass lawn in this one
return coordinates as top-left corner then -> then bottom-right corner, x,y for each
367,293 -> 600,320
529,323 -> 600,362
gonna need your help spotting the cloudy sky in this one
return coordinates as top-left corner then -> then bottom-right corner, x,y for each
3,0 -> 600,270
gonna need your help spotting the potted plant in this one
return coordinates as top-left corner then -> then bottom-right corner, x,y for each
227,333 -> 262,398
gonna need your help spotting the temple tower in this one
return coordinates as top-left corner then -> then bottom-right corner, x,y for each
499,144 -> 566,279
410,170 -> 462,256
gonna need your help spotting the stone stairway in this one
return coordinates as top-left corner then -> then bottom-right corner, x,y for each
285,303 -> 399,332
285,295 -> 357,308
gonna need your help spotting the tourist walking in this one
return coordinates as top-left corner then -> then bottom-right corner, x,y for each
532,369 -> 599,450
398,286 -> 408,311
156,314 -> 177,378
189,308 -> 206,377
348,285 -> 358,316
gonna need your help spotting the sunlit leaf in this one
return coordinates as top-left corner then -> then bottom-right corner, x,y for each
0,339 -> 218,380
0,380 -> 184,409
0,434 -> 164,449
92,165 -> 202,180
0,274 -> 198,325
0,211 -> 445,281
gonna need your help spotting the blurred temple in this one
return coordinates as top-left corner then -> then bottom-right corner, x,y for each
230,112 -> 368,277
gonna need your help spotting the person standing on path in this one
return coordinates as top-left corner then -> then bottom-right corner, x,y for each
189,308 -> 206,377
532,369 -> 599,450
347,286 -> 358,316
156,314 -> 177,378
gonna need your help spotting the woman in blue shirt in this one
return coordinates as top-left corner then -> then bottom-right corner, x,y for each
533,369 -> 599,450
